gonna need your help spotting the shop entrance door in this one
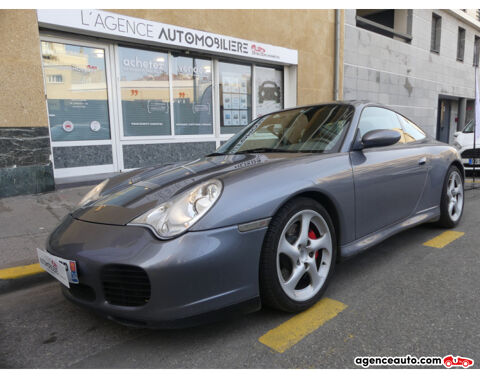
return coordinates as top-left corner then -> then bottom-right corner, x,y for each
436,99 -> 451,143
40,37 -> 119,179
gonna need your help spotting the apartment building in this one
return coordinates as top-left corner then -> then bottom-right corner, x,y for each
343,9 -> 480,143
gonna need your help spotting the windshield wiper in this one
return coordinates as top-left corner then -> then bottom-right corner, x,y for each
234,147 -> 293,154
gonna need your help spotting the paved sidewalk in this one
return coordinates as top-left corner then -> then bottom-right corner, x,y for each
0,186 -> 92,269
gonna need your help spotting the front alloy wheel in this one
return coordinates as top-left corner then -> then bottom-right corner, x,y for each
277,209 -> 332,302
260,198 -> 337,312
438,166 -> 464,228
446,170 -> 463,222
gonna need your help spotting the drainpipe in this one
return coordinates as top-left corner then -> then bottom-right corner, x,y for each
334,9 -> 341,101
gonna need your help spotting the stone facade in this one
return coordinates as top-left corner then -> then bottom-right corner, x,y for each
0,10 -> 54,197
0,127 -> 54,198
123,142 -> 216,169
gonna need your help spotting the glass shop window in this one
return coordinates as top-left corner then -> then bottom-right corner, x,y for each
118,46 -> 171,136
41,41 -> 111,141
219,61 -> 252,134
172,56 -> 213,135
255,66 -> 283,118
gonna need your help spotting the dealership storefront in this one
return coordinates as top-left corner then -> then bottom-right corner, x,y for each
0,9 -> 341,198
37,9 -> 298,179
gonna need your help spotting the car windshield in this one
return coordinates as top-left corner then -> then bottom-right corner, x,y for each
463,120 -> 474,133
214,104 -> 354,155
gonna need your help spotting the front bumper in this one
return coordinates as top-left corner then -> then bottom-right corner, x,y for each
47,216 -> 266,328
461,159 -> 478,170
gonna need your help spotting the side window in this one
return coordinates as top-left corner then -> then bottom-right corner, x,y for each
397,114 -> 426,142
357,107 -> 406,144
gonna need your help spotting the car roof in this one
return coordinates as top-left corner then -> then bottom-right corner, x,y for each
259,100 -> 395,118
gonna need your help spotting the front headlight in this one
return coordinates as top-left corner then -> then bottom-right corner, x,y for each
453,141 -> 462,150
129,179 -> 222,239
77,179 -> 109,208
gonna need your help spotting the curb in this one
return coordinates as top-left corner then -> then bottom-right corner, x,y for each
0,263 -> 52,295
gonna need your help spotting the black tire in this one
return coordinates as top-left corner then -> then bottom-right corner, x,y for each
437,165 -> 464,228
259,197 -> 337,312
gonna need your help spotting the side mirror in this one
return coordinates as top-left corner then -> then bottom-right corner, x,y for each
361,129 -> 402,149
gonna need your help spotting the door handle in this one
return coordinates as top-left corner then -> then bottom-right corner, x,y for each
418,157 -> 427,165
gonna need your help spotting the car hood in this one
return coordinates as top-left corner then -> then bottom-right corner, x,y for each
455,132 -> 473,148
72,153 -> 314,226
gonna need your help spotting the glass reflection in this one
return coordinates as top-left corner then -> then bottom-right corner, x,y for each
119,46 -> 171,136
41,42 -> 111,141
172,56 -> 213,135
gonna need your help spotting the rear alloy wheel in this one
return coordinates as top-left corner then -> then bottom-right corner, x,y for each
260,198 -> 336,312
438,166 -> 464,228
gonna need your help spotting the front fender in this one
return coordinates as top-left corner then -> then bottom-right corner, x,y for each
191,153 -> 356,246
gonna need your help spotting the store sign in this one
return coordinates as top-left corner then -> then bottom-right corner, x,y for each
36,9 -> 298,65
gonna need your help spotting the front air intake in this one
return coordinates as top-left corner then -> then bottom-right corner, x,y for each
461,149 -> 480,159
101,265 -> 151,307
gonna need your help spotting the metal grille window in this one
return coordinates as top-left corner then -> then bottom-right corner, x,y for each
457,27 -> 466,62
431,13 -> 442,53
47,74 -> 63,83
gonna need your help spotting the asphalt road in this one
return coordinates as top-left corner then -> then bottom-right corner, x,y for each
1,189 -> 479,368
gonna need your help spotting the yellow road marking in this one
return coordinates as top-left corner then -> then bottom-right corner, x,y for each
258,298 -> 347,353
423,231 -> 465,249
0,263 -> 44,280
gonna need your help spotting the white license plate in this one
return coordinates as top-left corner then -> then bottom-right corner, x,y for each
37,248 -> 79,288
469,158 -> 480,165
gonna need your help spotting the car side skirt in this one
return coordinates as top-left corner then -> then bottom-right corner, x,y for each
339,206 -> 440,260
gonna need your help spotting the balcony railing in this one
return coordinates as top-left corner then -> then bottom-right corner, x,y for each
356,15 -> 413,43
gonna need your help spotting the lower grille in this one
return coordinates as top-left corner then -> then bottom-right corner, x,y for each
461,149 -> 480,159
102,265 -> 151,307
69,283 -> 96,302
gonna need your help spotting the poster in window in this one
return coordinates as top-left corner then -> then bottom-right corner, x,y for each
231,78 -> 239,93
223,77 -> 231,93
223,93 -> 232,109
240,110 -> 248,125
232,110 -> 240,126
240,80 -> 248,94
219,62 -> 252,133
172,56 -> 213,135
255,66 -> 283,118
224,110 -> 232,126
231,94 -> 240,109
240,94 -> 248,109
119,46 -> 171,136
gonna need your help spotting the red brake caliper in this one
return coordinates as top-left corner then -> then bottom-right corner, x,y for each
308,230 -> 319,259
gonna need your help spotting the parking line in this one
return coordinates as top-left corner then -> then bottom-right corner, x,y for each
258,298 -> 347,353
0,263 -> 44,280
423,231 -> 465,249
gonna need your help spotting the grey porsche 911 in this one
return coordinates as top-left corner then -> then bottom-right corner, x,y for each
38,101 -> 464,328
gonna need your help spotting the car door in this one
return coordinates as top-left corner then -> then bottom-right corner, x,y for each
350,106 -> 429,239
